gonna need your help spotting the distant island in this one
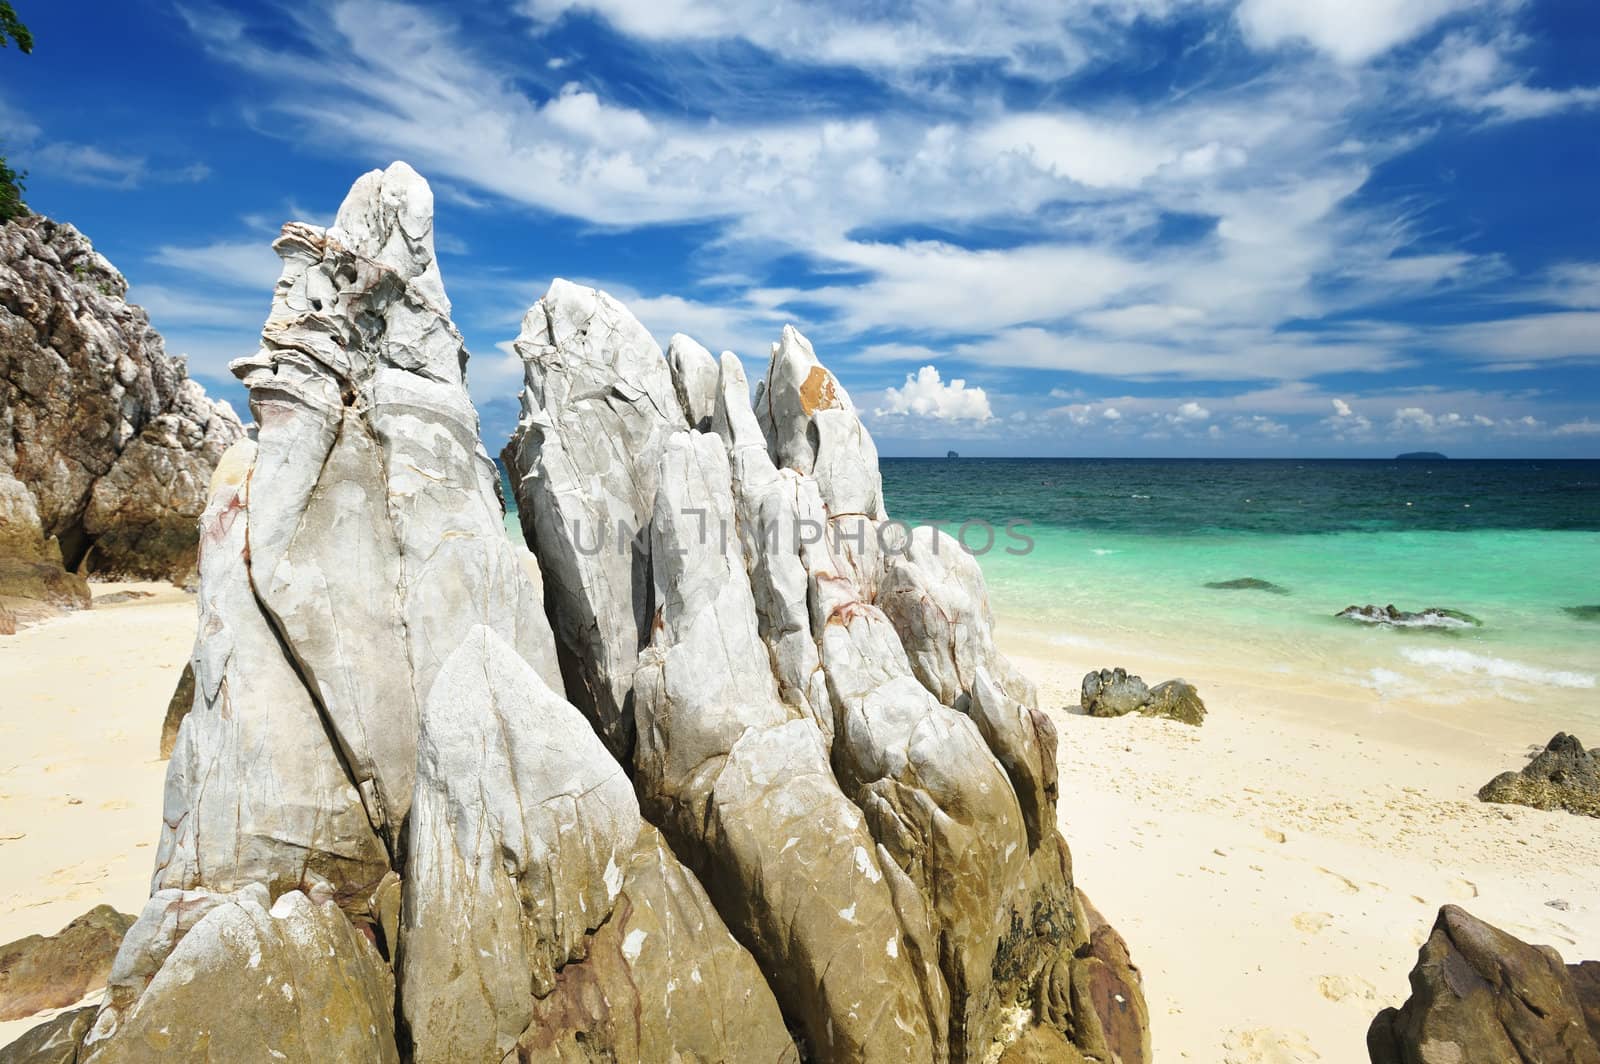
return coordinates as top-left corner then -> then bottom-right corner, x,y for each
1395,451 -> 1447,460
947,450 -> 960,458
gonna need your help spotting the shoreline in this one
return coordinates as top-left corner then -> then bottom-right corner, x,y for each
2,587 -> 1598,1059
1000,609 -> 1600,1061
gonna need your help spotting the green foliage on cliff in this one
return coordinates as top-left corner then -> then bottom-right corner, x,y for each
1,3 -> 32,52
0,3 -> 31,221
0,157 -> 24,221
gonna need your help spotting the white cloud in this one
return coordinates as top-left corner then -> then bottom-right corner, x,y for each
150,240 -> 284,290
1448,312 -> 1600,367
518,0 -> 1104,78
875,365 -> 993,422
1175,401 -> 1210,421
1555,419 -> 1600,437
1419,30 -> 1600,122
1235,0 -> 1472,64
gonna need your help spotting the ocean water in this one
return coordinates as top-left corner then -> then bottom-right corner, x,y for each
501,457 -> 1599,721
882,458 -> 1600,719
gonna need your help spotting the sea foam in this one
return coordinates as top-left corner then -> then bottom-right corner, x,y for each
1400,647 -> 1596,689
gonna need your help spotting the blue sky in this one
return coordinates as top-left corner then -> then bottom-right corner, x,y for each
2,0 -> 1597,456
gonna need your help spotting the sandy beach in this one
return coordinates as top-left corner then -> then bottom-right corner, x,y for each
3,586 -> 1599,1059
1008,614 -> 1600,1062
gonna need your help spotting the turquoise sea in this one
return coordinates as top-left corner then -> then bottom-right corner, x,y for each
883,458 -> 1600,722
502,457 -> 1599,723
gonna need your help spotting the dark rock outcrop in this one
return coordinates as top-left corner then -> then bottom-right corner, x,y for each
0,214 -> 243,618
1478,732 -> 1600,819
1205,577 -> 1289,594
1368,905 -> 1600,1064
1082,667 -> 1206,726
1565,605 -> 1600,622
0,906 -> 134,1022
1336,604 -> 1481,629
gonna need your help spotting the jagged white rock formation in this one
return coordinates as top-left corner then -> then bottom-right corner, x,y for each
69,164 -> 797,1064
502,280 -> 686,757
506,288 -> 1149,1062
6,163 -> 1148,1064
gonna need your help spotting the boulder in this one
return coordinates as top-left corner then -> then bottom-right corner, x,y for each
1081,667 -> 1151,718
0,906 -> 134,1022
1367,905 -> 1600,1064
80,886 -> 398,1064
0,215 -> 243,594
1335,604 -> 1481,629
1478,732 -> 1600,819
1147,679 -> 1207,727
1081,668 -> 1206,725
0,1006 -> 96,1064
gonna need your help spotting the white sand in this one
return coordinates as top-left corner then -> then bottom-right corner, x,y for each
0,583 -> 193,1047
1008,614 -> 1600,1063
3,585 -> 1598,1060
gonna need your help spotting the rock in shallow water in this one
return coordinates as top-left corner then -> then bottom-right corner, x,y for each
1335,604 -> 1481,629
1477,732 -> 1600,819
1204,577 -> 1290,594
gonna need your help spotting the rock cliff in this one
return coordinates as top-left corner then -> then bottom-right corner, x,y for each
0,213 -> 243,616
2,163 -> 1148,1064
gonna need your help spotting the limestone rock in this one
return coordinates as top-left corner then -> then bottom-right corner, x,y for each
1081,668 -> 1206,725
154,439 -> 393,911
631,431 -> 937,1062
404,624 -> 795,1063
666,332 -> 719,431
91,163 -> 1148,1064
0,214 -> 243,591
709,350 -> 832,742
0,1006 -> 96,1064
1367,905 -> 1600,1064
755,325 -> 884,518
80,886 -> 398,1064
1058,894 -> 1151,1064
0,906 -> 134,1022
156,662 -> 193,759
1478,732 -> 1600,819
0,469 -> 89,622
501,278 -> 686,757
506,297 -> 1148,1061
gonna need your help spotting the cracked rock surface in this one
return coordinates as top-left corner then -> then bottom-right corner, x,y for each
2,163 -> 1148,1064
0,214 -> 242,614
